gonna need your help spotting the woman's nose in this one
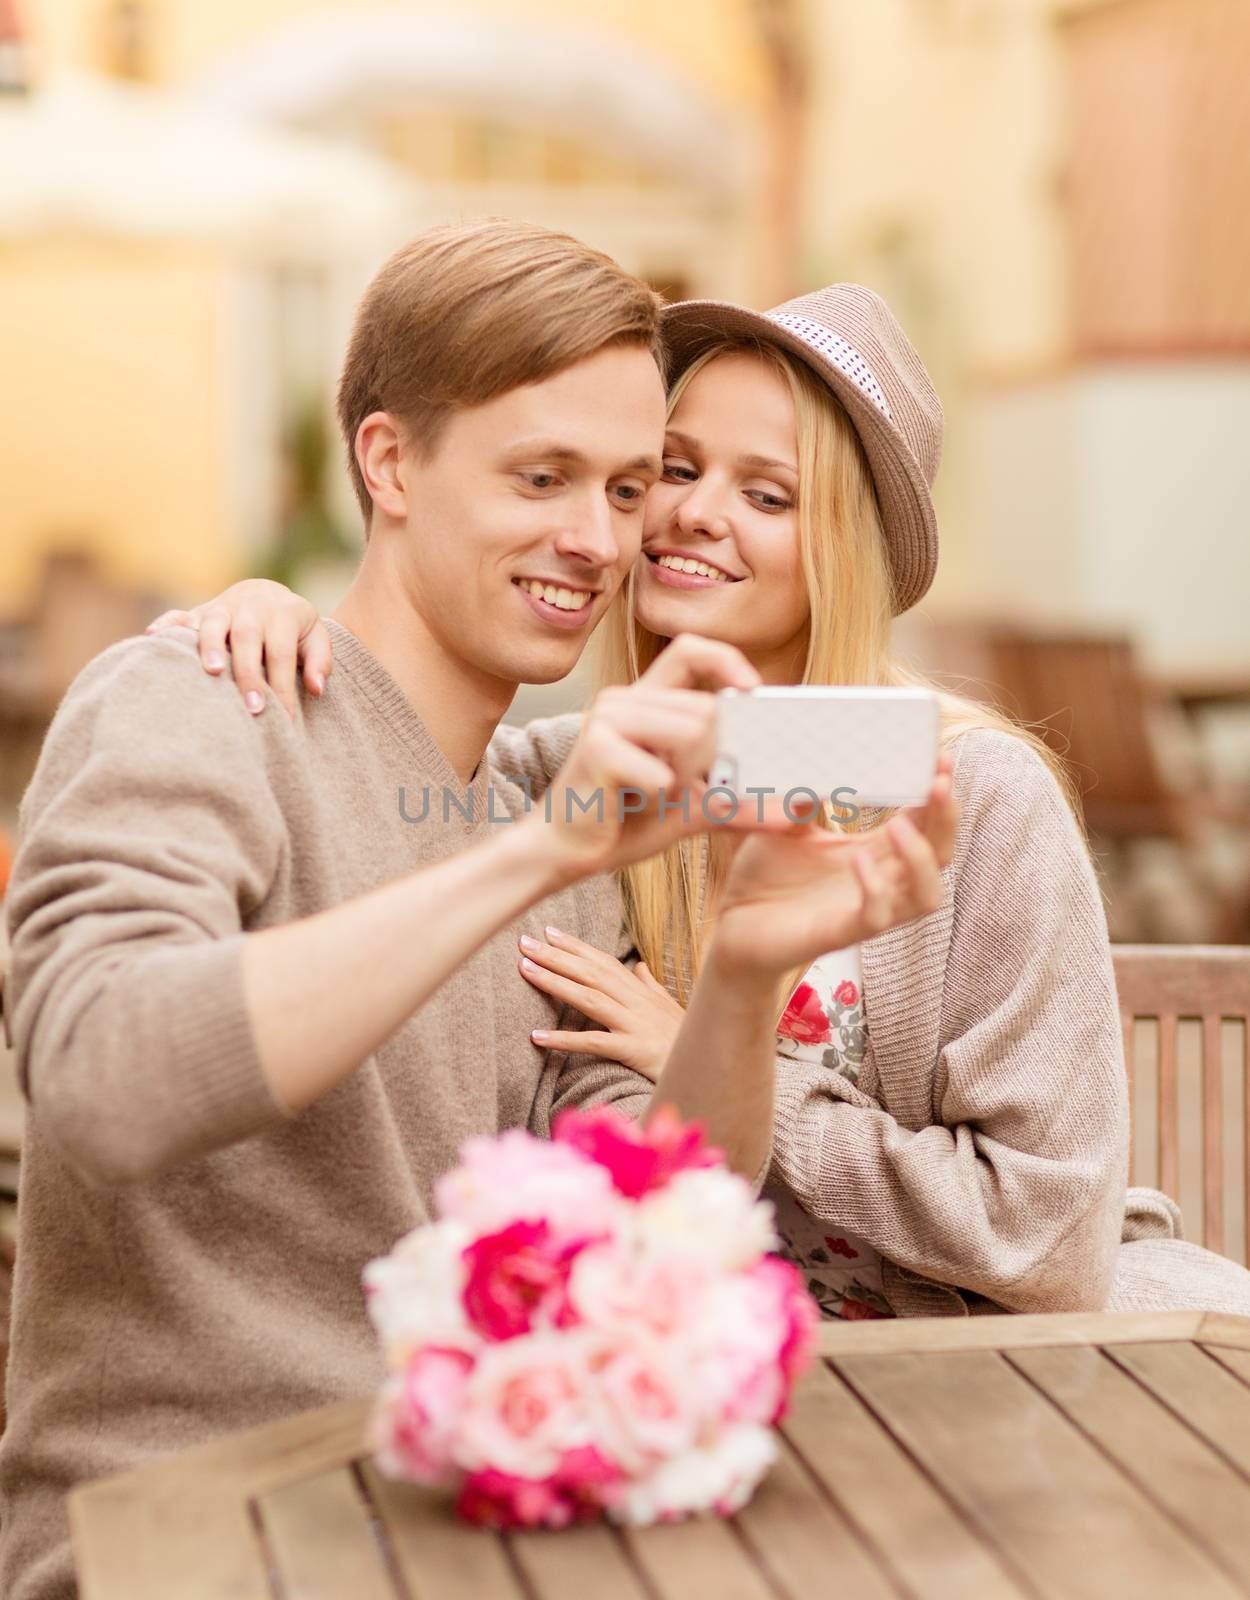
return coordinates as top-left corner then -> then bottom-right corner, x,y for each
674,481 -> 732,539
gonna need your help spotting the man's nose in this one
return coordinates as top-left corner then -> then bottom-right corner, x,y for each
553,493 -> 623,569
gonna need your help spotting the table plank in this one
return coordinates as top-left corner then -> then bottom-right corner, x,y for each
1009,1343 -> 1250,1590
1198,1315 -> 1250,1354
835,1348 -> 1243,1600
1204,1345 -> 1250,1388
1109,1342 -> 1250,1478
733,1433 -> 901,1600
624,1515 -> 775,1600
511,1524 -> 652,1600
782,1360 -> 1027,1600
75,1493 -> 272,1600
359,1460 -> 530,1600
814,1311 -> 1204,1358
258,1467 -> 397,1600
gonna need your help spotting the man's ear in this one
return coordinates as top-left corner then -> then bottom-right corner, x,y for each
356,412 -> 408,522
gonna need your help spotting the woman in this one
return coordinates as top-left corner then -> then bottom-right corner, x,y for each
152,283 -> 1250,1319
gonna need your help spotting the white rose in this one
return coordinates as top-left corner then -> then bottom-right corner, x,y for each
610,1424 -> 777,1525
633,1169 -> 778,1273
364,1220 -> 474,1362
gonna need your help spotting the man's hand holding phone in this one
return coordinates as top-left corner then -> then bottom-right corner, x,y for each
533,634 -> 784,883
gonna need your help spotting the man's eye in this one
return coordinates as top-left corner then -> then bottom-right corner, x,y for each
521,471 -> 559,490
611,483 -> 645,506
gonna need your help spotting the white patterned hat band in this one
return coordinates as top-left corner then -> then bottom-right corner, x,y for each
765,313 -> 893,422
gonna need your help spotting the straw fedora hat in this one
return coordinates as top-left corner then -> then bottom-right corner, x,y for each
661,285 -> 943,615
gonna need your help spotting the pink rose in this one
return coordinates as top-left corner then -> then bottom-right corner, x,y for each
461,1220 -> 588,1341
435,1129 -> 619,1245
585,1336 -> 700,1472
456,1445 -> 624,1529
568,1242 -> 712,1339
456,1333 -> 595,1479
777,983 -> 832,1046
834,979 -> 859,1007
692,1278 -> 787,1428
553,1105 -> 722,1199
748,1255 -> 820,1390
372,1346 -> 474,1485
691,1257 -> 817,1429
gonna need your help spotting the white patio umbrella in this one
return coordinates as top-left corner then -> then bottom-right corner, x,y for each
0,71 -> 418,248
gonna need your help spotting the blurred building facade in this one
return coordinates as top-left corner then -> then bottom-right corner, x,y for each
1,0 -> 776,608
2,0 -> 1247,678
801,0 -> 1250,673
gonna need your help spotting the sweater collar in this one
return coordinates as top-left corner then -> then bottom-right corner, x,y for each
322,619 -> 493,822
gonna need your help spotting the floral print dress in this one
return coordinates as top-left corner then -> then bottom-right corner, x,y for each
770,947 -> 894,1320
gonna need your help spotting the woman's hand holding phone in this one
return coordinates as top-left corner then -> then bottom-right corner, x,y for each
707,755 -> 956,983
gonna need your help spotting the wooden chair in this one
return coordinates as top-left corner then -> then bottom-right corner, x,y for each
987,630 -> 1196,842
988,630 -> 1250,941
1114,945 -> 1250,1263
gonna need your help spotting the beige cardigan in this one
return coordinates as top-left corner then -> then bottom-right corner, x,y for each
491,716 -> 1250,1319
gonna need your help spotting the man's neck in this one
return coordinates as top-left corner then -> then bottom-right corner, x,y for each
332,567 -> 516,786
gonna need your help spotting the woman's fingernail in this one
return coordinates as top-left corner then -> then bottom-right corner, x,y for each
518,935 -> 540,954
205,652 -> 225,672
245,691 -> 264,715
310,673 -> 325,695
544,926 -> 563,941
520,958 -> 537,974
531,1029 -> 550,1041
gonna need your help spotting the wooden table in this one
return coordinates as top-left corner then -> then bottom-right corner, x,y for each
72,1311 -> 1250,1600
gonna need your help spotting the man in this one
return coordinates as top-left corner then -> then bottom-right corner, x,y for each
0,220 -> 778,1598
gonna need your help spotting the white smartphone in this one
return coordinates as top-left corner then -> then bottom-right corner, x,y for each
711,686 -> 940,812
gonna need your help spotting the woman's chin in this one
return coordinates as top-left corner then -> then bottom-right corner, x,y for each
636,583 -> 739,639
635,596 -> 731,643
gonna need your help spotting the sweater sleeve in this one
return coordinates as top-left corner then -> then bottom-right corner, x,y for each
487,713 -> 583,799
4,632 -> 294,1187
769,731 -> 1128,1313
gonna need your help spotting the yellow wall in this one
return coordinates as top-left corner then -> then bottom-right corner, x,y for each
27,0 -> 766,108
800,0 -> 1072,608
4,1 -> 769,611
0,237 -> 237,605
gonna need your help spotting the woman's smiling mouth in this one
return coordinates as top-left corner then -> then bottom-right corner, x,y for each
644,550 -> 744,588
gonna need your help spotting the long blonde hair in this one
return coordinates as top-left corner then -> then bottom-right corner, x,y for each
594,339 -> 1079,1001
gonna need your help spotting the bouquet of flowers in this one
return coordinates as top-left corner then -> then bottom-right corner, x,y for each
364,1106 -> 818,1529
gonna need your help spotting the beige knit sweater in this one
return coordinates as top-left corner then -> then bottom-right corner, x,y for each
0,624 -> 637,1600
491,715 -> 1250,1321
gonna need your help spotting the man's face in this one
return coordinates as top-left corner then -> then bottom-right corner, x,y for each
391,344 -> 665,687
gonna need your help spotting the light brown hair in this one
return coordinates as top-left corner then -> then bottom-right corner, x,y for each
336,219 -> 665,523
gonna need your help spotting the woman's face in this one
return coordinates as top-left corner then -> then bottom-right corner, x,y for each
637,349 -> 811,682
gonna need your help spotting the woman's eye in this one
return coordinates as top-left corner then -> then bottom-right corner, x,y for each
662,462 -> 698,483
747,489 -> 793,512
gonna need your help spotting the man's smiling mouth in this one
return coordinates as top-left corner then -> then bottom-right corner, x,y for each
512,578 -> 595,612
